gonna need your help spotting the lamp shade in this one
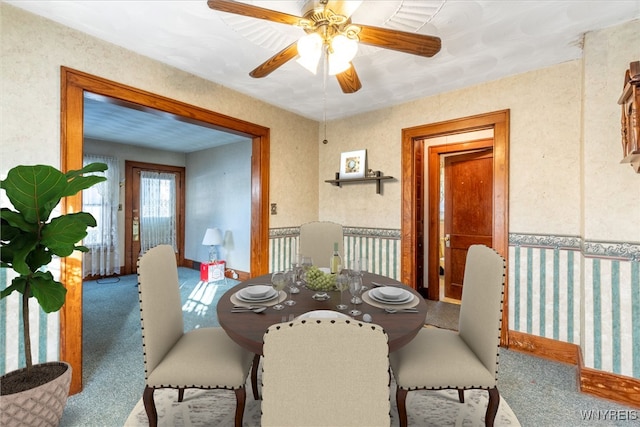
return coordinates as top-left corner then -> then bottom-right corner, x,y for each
296,32 -> 323,74
331,34 -> 358,63
202,228 -> 223,246
328,34 -> 357,75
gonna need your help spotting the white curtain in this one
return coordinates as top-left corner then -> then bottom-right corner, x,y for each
140,171 -> 177,253
82,154 -> 120,277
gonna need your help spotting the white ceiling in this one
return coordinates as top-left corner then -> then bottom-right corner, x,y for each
82,94 -> 247,152
7,0 -> 640,152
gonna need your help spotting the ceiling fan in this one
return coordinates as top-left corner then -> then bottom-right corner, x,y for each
207,0 -> 441,93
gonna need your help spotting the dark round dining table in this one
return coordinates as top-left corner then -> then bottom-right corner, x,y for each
217,271 -> 428,356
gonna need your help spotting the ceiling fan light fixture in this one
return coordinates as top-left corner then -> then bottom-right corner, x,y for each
327,33 -> 357,75
296,32 -> 323,74
330,34 -> 358,63
296,53 -> 321,74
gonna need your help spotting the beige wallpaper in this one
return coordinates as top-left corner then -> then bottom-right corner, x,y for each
0,3 -> 319,229
2,2 -> 638,242
582,19 -> 640,242
322,60 -> 584,235
322,19 -> 640,243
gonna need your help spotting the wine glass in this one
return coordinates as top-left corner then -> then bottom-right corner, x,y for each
358,257 -> 368,291
301,256 -> 313,271
351,257 -> 368,292
290,258 -> 301,294
348,274 -> 363,316
283,269 -> 297,305
335,270 -> 349,311
300,256 -> 313,286
271,271 -> 286,311
349,257 -> 361,277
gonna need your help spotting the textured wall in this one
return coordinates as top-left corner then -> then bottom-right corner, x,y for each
582,20 -> 640,241
323,60 -> 583,234
185,141 -> 252,271
0,3 -> 318,375
0,3 -> 319,229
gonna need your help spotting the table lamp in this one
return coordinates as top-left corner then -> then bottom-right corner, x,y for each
202,227 -> 223,262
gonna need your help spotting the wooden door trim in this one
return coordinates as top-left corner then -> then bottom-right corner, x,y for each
60,66 -> 270,394
401,110 -> 510,346
124,161 -> 186,274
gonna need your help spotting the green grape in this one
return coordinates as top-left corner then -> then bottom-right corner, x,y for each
306,266 -> 336,291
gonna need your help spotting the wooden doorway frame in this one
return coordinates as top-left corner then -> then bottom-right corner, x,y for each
401,110 -> 509,346
60,67 -> 270,394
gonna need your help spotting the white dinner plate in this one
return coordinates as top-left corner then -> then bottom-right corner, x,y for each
297,310 -> 351,320
241,285 -> 272,299
377,286 -> 405,300
369,288 -> 414,304
236,288 -> 278,302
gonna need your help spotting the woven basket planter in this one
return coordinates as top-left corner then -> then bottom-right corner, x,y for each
0,362 -> 72,427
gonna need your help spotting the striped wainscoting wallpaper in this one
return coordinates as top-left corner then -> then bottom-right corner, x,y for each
269,226 -> 401,279
509,235 -> 582,344
582,242 -> 640,378
343,227 -> 402,279
509,234 -> 640,378
1,263 -> 60,375
268,227 -> 299,273
2,231 -> 638,380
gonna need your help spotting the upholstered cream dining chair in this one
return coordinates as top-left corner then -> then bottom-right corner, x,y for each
261,318 -> 390,427
389,244 -> 506,427
298,221 -> 344,268
137,245 -> 254,427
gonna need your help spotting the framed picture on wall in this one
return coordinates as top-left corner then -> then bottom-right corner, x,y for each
339,149 -> 367,179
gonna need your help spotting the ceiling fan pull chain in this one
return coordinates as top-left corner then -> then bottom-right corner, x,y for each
322,46 -> 328,144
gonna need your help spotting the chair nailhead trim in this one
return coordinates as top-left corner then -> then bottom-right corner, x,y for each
150,384 -> 244,390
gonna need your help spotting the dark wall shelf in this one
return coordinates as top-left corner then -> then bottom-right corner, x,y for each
325,172 -> 393,194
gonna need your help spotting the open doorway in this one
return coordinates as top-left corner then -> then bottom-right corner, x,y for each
60,67 -> 270,394
400,110 -> 510,346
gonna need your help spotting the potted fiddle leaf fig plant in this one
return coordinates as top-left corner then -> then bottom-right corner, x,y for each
0,162 -> 107,426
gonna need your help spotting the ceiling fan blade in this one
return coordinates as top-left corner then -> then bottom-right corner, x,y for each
249,42 -> 299,78
207,0 -> 305,26
356,24 -> 441,57
335,64 -> 362,93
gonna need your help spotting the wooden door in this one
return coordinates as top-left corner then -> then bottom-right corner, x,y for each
124,161 -> 185,274
444,150 -> 493,300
